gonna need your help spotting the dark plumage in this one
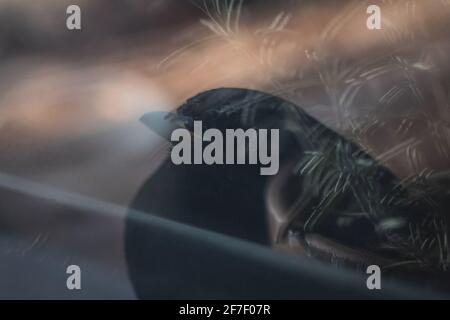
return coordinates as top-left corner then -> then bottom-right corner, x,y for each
124,88 -> 412,298
126,88 -> 316,245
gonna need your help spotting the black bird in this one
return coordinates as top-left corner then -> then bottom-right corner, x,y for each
124,88 -> 435,299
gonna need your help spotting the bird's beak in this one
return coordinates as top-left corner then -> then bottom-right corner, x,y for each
140,111 -> 192,141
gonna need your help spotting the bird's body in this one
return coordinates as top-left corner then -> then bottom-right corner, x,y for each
125,88 -> 447,298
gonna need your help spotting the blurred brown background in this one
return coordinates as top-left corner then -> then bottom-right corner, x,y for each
1,0 -> 450,298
